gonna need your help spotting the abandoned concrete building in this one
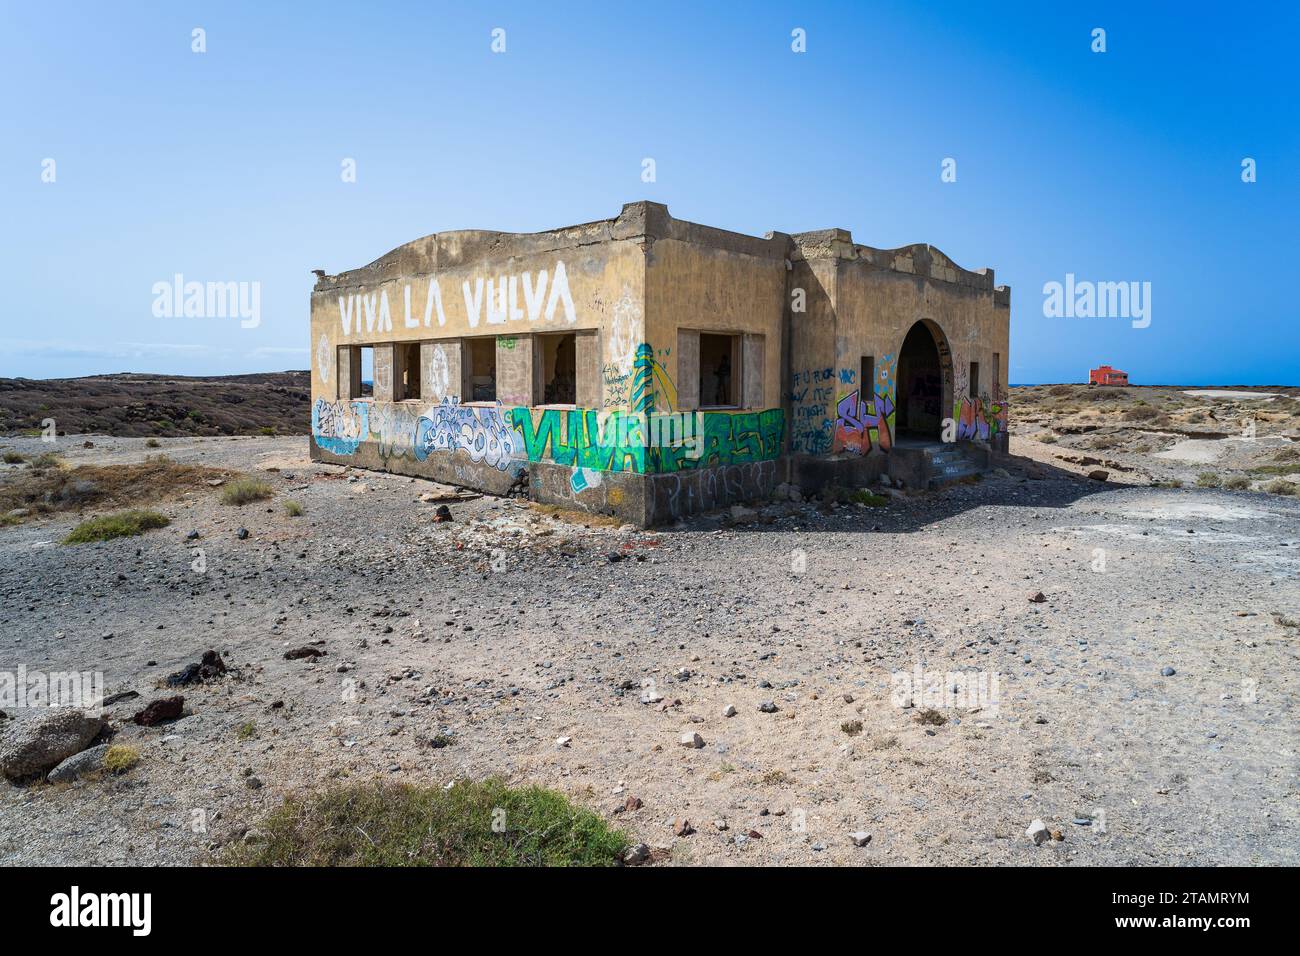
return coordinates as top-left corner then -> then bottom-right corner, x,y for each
309,201 -> 1010,525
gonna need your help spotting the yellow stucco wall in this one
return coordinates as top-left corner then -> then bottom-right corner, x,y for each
643,237 -> 787,415
309,235 -> 645,406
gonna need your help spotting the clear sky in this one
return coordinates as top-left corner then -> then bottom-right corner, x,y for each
2,1 -> 1296,385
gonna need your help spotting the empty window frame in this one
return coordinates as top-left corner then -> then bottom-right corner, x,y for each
467,338 -> 497,402
860,355 -> 875,396
968,361 -> 980,399
396,342 -> 422,400
346,345 -> 374,399
698,333 -> 739,408
538,332 -> 577,406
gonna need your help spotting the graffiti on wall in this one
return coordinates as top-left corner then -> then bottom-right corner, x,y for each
602,362 -> 631,409
607,286 -> 640,377
426,344 -> 450,400
789,366 -> 835,455
337,261 -> 577,338
314,335 -> 785,485
316,333 -> 332,385
653,409 -> 784,472
413,399 -> 517,471
510,407 -> 647,474
508,404 -> 785,477
631,343 -> 677,414
955,396 -> 1008,442
570,466 -> 602,494
832,391 -> 894,455
650,459 -> 779,523
368,403 -> 420,461
312,399 -> 369,456
605,341 -> 676,413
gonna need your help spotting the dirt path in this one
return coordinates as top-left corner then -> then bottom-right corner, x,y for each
1,435 -> 1297,865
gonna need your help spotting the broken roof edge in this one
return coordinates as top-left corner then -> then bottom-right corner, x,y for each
789,230 -> 1000,292
313,201 -> 1004,295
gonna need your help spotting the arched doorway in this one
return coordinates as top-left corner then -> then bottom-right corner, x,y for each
894,319 -> 951,442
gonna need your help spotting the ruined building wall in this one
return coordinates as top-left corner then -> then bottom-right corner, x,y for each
833,242 -> 1010,452
638,218 -> 790,523
784,233 -> 1011,495
309,211 -> 648,506
309,202 -> 1011,526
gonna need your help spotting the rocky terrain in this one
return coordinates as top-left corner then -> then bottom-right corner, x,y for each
0,371 -> 310,439
1012,383 -> 1300,491
1,422 -> 1297,866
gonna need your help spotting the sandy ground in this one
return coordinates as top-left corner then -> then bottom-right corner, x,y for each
1182,390 -> 1279,401
1,433 -> 1298,866
1011,384 -> 1300,489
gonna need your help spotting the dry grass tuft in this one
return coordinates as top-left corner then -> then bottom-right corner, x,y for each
0,454 -> 233,525
220,478 -> 275,505
223,778 -> 627,867
103,744 -> 140,773
64,510 -> 169,543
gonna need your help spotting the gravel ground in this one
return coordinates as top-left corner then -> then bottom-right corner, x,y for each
1,434 -> 1297,866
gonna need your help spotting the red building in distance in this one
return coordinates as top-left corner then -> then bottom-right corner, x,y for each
1089,365 -> 1129,386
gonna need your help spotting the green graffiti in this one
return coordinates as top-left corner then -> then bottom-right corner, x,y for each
652,408 -> 785,472
630,343 -> 678,413
954,395 -> 1008,442
509,405 -> 785,475
631,344 -> 654,415
509,407 -> 646,473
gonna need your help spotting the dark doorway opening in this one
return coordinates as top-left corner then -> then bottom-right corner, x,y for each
895,321 -> 945,440
540,333 -> 576,405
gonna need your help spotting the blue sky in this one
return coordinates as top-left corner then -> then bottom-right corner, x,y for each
2,1 -> 1296,384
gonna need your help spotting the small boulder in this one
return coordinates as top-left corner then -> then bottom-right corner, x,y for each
132,696 -> 184,726
680,732 -> 704,749
849,831 -> 872,847
622,842 -> 650,866
47,744 -> 111,784
1028,592 -> 1047,604
1087,469 -> 1109,482
1025,819 -> 1051,846
0,709 -> 107,781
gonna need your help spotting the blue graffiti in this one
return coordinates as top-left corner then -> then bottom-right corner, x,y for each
312,399 -> 369,456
